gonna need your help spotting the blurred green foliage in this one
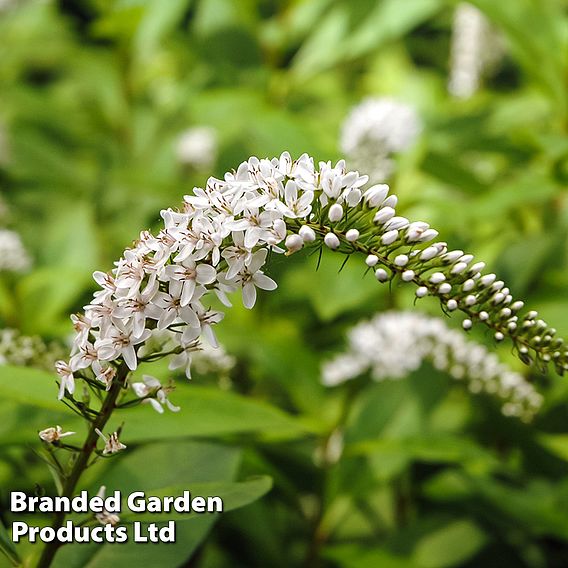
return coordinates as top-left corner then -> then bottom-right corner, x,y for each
2,0 -> 568,566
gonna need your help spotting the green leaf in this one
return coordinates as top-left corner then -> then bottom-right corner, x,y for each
412,520 -> 487,568
0,522 -> 20,567
134,0 -> 192,58
0,366 -> 60,411
324,543 -> 417,568
111,385 -> 309,442
0,367 -> 308,441
538,434 -> 568,462
55,440 -> 242,568
119,476 -> 272,522
470,0 -> 567,117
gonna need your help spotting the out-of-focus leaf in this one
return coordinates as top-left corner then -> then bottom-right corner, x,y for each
292,0 -> 443,78
55,440 -> 241,568
470,0 -> 567,116
17,267 -> 91,335
0,366 -> 60,411
281,249 -> 381,321
134,0 -> 192,57
324,543 -> 417,568
119,476 -> 272,522
111,385 -> 310,442
411,519 -> 487,568
0,522 -> 20,567
537,434 -> 568,462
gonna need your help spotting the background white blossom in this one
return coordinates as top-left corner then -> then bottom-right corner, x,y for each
340,97 -> 422,182
322,311 -> 542,421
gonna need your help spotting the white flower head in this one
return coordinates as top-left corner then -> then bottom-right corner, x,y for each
322,311 -> 543,421
340,97 -> 422,182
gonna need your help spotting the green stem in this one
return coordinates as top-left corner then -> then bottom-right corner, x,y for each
36,362 -> 129,568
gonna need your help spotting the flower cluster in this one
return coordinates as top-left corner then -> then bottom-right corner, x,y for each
175,126 -> 218,171
0,229 -> 31,272
55,152 -> 568,414
448,3 -> 504,99
340,97 -> 422,182
0,329 -> 66,371
322,311 -> 542,421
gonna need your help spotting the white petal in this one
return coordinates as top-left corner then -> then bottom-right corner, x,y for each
253,273 -> 277,291
242,282 -> 257,309
196,264 -> 217,285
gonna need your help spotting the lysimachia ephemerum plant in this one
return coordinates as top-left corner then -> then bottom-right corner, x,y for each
322,311 -> 543,422
37,152 -> 565,567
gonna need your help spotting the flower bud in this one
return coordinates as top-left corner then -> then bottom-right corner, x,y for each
462,279 -> 475,292
494,332 -> 504,341
406,222 -> 429,242
363,184 -> 389,207
418,229 -> 439,242
480,274 -> 496,287
324,233 -> 340,250
328,203 -> 344,223
394,254 -> 409,267
375,268 -> 389,282
443,250 -> 464,263
439,283 -> 452,294
346,188 -> 362,207
382,195 -> 398,209
429,272 -> 446,284
420,246 -> 439,261
465,295 -> 477,306
462,319 -> 472,330
469,262 -> 485,274
451,262 -> 468,274
365,255 -> 379,267
373,207 -> 395,224
345,229 -> 359,242
416,287 -> 428,298
402,270 -> 415,281
285,234 -> 304,254
381,230 -> 399,245
299,225 -> 316,242
447,299 -> 458,310
479,311 -> 489,321
385,216 -> 410,231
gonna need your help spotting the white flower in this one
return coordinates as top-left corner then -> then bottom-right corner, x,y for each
39,425 -> 75,443
152,280 -> 202,330
162,260 -> 217,306
131,375 -> 180,413
448,3 -> 504,99
0,229 -> 31,272
95,323 -> 151,370
340,98 -> 422,182
55,360 -> 75,400
175,126 -> 217,170
237,249 -> 277,309
322,311 -> 542,421
95,429 -> 126,455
